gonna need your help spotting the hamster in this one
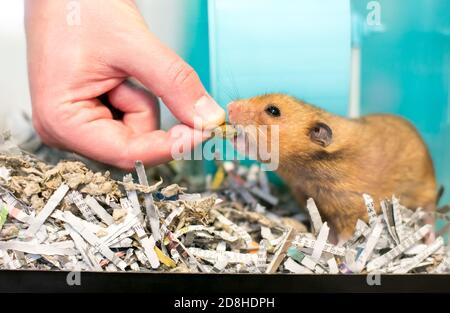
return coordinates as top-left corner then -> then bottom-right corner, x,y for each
228,93 -> 437,240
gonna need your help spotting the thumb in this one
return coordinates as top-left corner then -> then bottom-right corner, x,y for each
117,32 -> 225,130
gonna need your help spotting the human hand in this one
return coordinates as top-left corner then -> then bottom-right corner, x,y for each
25,0 -> 225,169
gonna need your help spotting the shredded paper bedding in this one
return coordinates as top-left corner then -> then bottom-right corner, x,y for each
0,140 -> 448,274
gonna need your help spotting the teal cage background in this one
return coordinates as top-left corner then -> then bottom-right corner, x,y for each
352,0 -> 450,205
206,0 -> 351,173
208,0 -> 351,114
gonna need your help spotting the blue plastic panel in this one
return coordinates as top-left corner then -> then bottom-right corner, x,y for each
208,0 -> 351,115
352,0 -> 450,205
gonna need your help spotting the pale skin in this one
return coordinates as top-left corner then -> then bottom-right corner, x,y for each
25,0 -> 225,169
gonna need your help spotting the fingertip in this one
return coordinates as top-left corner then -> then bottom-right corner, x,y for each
193,95 -> 226,130
168,124 -> 207,146
120,126 -> 207,168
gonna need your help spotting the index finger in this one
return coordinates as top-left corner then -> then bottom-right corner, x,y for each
113,32 -> 225,129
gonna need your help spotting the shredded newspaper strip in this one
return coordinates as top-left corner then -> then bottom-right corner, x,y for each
0,147 -> 448,274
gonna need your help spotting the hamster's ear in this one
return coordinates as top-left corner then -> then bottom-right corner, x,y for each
309,122 -> 332,147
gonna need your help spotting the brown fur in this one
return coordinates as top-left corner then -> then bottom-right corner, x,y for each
228,94 -> 437,239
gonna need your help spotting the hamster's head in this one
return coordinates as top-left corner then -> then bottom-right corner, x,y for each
228,94 -> 335,165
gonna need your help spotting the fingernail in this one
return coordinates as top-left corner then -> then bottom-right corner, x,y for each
194,95 -> 226,129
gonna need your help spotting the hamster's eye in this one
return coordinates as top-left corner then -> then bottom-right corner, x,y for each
265,104 -> 281,117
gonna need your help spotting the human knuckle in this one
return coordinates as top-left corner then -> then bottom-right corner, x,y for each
166,59 -> 197,88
